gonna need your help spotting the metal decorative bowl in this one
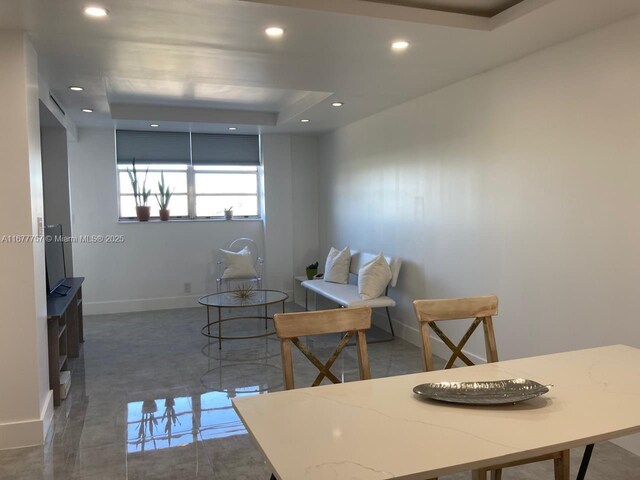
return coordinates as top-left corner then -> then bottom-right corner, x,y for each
413,378 -> 550,405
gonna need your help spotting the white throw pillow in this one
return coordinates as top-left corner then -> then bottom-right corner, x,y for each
324,246 -> 351,284
358,253 -> 392,300
220,247 -> 258,279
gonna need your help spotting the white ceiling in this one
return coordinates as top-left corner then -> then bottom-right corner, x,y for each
1,0 -> 640,134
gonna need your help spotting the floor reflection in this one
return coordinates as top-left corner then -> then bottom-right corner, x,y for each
127,386 -> 268,454
198,388 -> 261,440
127,396 -> 192,452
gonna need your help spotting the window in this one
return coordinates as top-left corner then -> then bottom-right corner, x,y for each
117,164 -> 189,219
194,165 -> 260,217
116,131 -> 261,220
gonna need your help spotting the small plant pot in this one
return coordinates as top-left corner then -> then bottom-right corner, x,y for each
306,268 -> 318,280
159,209 -> 170,221
224,210 -> 233,220
136,206 -> 151,222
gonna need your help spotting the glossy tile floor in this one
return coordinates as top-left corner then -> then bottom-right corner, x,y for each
1,304 -> 639,479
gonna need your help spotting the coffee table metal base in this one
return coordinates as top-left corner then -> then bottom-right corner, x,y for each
201,301 -> 286,349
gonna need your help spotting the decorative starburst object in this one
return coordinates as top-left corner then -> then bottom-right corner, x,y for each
231,283 -> 256,301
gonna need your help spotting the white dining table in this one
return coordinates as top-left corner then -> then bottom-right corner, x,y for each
232,344 -> 640,480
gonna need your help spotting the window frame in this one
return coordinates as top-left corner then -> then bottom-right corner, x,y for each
116,163 -> 263,221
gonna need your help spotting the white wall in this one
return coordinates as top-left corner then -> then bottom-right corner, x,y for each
262,134 -> 321,296
318,14 -> 640,453
67,129 -> 318,314
262,135 -> 294,294
0,31 -> 53,449
291,136 -> 320,276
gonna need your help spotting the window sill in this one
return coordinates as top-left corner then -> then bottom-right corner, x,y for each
117,217 -> 263,224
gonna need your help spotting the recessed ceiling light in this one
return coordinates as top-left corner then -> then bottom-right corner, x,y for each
300,119 -> 310,123
84,6 -> 109,17
81,108 -> 93,113
150,124 -> 159,128
331,102 -> 344,107
391,40 -> 409,51
265,27 -> 284,38
69,86 -> 84,92
228,127 -> 237,131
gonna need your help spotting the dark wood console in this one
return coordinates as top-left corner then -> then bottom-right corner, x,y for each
47,277 -> 84,406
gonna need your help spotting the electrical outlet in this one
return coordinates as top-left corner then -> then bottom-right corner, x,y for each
184,282 -> 192,294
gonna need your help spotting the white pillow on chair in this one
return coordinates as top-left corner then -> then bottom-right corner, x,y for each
220,247 -> 258,279
324,246 -> 351,284
358,253 -> 392,300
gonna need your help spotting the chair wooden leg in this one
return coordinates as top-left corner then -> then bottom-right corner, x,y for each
554,449 -> 570,480
491,468 -> 502,480
356,330 -> 371,380
280,339 -> 295,390
419,322 -> 435,371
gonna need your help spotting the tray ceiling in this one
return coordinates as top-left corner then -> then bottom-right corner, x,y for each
360,0 -> 524,18
2,0 -> 639,133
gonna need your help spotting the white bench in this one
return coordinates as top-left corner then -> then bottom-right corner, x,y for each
301,251 -> 402,337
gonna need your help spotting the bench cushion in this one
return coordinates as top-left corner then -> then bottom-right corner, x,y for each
324,246 -> 351,284
302,279 -> 396,308
358,253 -> 393,300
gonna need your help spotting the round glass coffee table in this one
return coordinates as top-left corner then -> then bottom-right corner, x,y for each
199,289 -> 288,349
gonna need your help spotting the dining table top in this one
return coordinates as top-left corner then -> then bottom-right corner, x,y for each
232,344 -> 640,480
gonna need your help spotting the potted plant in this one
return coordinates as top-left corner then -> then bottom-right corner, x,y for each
224,206 -> 234,220
127,159 -> 151,221
306,261 -> 319,280
155,171 -> 173,221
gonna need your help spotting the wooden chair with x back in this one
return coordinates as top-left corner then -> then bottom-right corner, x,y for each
273,307 -> 372,390
413,295 -> 570,480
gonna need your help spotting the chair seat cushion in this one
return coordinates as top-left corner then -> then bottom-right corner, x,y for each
220,246 -> 258,279
302,279 -> 396,308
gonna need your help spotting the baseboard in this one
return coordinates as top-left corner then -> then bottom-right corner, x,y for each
85,290 -> 295,315
85,295 -> 203,314
0,390 -> 53,450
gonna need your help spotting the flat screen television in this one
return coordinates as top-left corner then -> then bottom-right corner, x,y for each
45,224 -> 67,295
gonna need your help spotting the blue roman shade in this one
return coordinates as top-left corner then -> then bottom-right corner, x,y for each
116,130 -> 191,164
191,133 -> 260,166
